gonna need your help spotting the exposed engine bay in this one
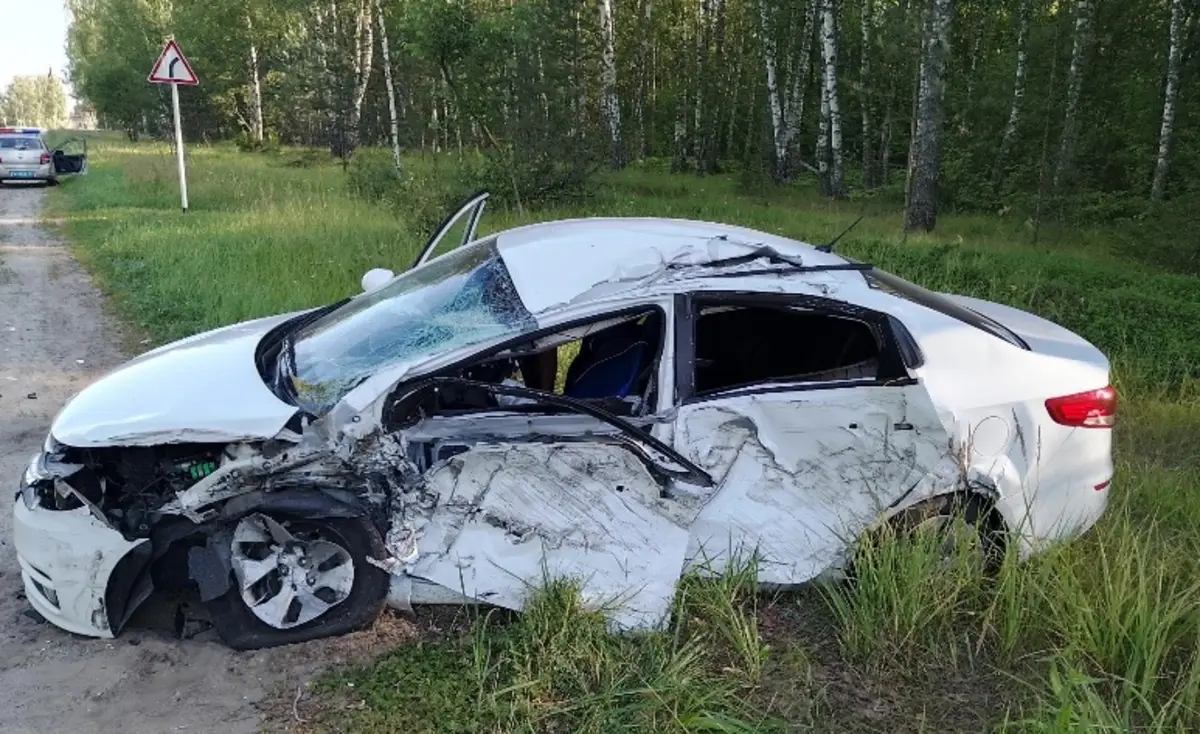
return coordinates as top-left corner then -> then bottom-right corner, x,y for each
31,443 -> 229,538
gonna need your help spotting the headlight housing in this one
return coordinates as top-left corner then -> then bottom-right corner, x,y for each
18,436 -> 82,510
43,432 -> 64,454
19,455 -> 47,509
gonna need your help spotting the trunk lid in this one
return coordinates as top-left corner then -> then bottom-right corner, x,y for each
938,292 -> 1109,372
0,137 -> 45,168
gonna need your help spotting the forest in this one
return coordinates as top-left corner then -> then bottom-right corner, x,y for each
65,0 -> 1199,235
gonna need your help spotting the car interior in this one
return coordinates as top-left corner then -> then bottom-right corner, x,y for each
690,303 -> 881,396
386,299 -> 884,427
391,308 -> 666,421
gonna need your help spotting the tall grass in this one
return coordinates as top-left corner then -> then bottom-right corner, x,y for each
315,571 -> 773,733
44,136 -> 1200,731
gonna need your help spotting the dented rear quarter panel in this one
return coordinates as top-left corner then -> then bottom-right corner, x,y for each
673,382 -> 961,583
874,291 -> 1113,552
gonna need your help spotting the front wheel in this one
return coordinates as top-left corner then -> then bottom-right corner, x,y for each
204,512 -> 390,650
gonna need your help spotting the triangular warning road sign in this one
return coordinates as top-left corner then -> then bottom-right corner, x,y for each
148,40 -> 199,86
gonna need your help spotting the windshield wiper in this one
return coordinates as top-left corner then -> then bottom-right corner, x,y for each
701,243 -> 808,270
695,243 -> 874,278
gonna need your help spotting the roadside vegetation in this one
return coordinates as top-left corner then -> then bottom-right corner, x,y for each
43,134 -> 1200,731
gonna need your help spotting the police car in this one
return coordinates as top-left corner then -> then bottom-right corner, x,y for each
0,127 -> 88,184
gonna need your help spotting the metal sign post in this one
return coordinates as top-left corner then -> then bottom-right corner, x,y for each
148,39 -> 200,213
169,83 -> 188,211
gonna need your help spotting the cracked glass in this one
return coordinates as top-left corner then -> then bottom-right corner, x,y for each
287,237 -> 536,414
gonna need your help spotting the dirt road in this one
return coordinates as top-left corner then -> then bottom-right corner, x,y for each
0,185 -> 415,734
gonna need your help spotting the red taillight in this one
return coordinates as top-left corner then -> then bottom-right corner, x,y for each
1045,385 -> 1118,428
40,152 -> 51,165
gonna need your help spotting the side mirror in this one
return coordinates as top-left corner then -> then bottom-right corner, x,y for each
361,268 -> 395,293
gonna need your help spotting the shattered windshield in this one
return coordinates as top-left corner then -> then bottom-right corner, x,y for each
285,237 -> 536,414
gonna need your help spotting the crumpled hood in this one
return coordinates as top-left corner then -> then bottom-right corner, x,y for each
51,312 -> 305,448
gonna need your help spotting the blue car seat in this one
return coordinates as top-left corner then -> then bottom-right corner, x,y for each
563,314 -> 658,400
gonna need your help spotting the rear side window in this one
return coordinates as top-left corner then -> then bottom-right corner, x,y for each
691,303 -> 880,395
0,136 -> 45,150
862,269 -> 1029,350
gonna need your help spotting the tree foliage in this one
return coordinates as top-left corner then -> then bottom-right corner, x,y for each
64,0 -> 1200,224
0,75 -> 69,129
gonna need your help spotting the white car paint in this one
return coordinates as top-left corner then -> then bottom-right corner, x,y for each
13,501 -> 149,637
675,384 -> 961,583
494,217 -> 849,314
50,312 -> 301,447
410,443 -> 690,631
12,214 -> 1115,645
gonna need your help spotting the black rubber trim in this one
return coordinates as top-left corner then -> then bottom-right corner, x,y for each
105,542 -> 154,635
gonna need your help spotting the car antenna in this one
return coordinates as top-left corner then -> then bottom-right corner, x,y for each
817,208 -> 866,253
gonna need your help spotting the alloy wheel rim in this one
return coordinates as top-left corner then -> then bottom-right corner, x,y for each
230,513 -> 355,629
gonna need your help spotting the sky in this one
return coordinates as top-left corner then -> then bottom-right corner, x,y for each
0,0 -> 74,110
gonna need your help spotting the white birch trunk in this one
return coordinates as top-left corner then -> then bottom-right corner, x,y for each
695,0 -> 708,161
1052,0 -> 1095,195
992,0 -> 1031,187
1152,0 -> 1185,201
903,0 -> 953,231
759,0 -> 788,176
599,0 -> 626,168
373,0 -> 401,172
817,61 -> 830,192
345,0 -> 374,157
860,0 -> 875,188
245,9 -> 264,142
783,0 -> 817,175
820,0 -> 844,196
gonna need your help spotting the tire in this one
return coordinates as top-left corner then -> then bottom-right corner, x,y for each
848,493 -> 1006,580
204,513 -> 391,651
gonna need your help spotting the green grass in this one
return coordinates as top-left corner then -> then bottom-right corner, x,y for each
313,568 -> 771,733
47,135 -> 1200,731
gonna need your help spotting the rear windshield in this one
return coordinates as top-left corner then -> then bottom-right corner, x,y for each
0,136 -> 45,150
861,268 -> 1030,350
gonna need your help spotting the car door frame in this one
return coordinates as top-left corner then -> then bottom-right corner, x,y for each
671,289 -> 923,406
410,191 -> 489,270
47,136 -> 89,176
380,296 -> 713,489
666,288 -> 953,583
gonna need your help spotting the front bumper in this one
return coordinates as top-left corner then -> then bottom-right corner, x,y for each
0,163 -> 54,181
12,497 -> 151,638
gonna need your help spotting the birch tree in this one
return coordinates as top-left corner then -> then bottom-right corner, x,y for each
635,0 -> 653,159
245,7 -> 264,142
345,0 -> 374,157
1151,0 -> 1186,201
991,0 -> 1032,188
373,0 -> 402,172
860,0 -> 877,188
599,0 -> 626,168
760,0 -> 816,181
1051,0 -> 1096,195
760,0 -> 788,177
818,0 -> 844,197
904,0 -> 954,232
785,0 -> 818,176
700,0 -> 726,173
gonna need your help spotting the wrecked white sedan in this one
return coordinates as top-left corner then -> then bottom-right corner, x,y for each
13,192 -> 1116,649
